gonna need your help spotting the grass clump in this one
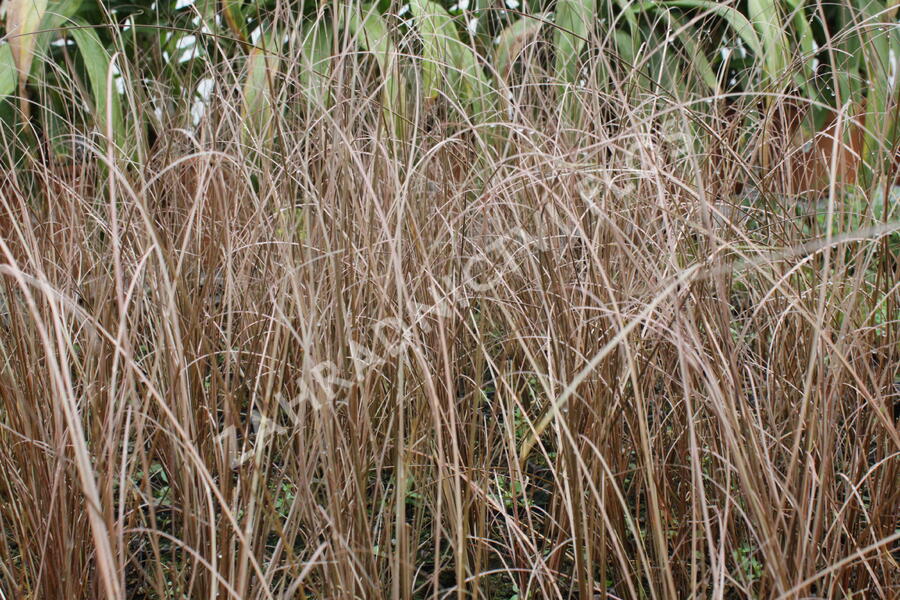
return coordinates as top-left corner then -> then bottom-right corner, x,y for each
0,1 -> 898,598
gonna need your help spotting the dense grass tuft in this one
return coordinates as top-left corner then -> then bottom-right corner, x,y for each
0,2 -> 898,598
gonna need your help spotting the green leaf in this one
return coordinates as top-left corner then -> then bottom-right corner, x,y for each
782,0 -> 816,99
409,0 -> 458,99
613,29 -> 637,65
242,35 -> 281,143
409,0 -> 494,116
852,0 -> 900,187
347,4 -> 406,134
222,0 -> 248,42
639,1 -> 763,58
493,14 -> 545,80
0,44 -> 16,97
6,0 -> 48,90
28,0 -> 85,81
746,0 -> 788,82
43,0 -> 83,29
553,0 -> 596,81
297,21 -> 333,107
68,19 -> 126,148
658,9 -> 720,93
554,0 -> 595,81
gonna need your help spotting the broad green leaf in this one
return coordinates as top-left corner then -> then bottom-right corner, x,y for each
409,0 -> 459,99
782,0 -> 814,57
746,0 -> 788,83
43,0 -> 83,29
193,0 -> 219,33
613,29 -> 637,65
297,21 -> 333,107
222,0 -> 248,42
614,0 -> 641,35
667,12 -> 719,93
639,1 -> 762,58
852,0 -> 900,187
493,14 -> 545,80
347,5 -> 397,82
68,19 -> 126,148
783,0 -> 816,100
6,0 -> 48,89
242,35 -> 281,143
28,0 -> 84,80
554,0 -> 595,82
347,5 -> 406,134
409,0 -> 494,116
0,44 -> 15,97
640,27 -> 687,94
42,89 -> 77,157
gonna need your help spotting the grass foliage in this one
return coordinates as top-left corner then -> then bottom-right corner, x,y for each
0,0 -> 898,598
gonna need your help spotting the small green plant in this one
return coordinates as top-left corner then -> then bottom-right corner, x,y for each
733,544 -> 763,587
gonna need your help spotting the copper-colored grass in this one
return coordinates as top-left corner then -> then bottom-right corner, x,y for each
0,14 -> 898,600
